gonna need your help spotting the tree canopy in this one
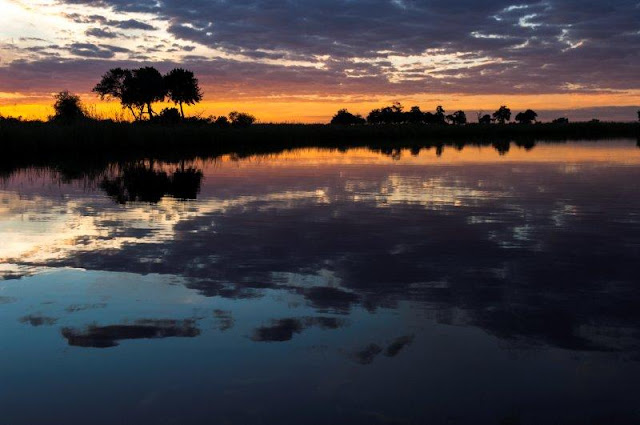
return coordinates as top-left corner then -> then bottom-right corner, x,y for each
493,106 -> 512,124
94,67 -> 202,120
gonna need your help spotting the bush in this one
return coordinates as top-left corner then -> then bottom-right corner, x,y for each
330,109 -> 366,125
229,111 -> 256,127
51,91 -> 86,123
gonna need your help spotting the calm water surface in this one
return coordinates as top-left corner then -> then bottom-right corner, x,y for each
1,141 -> 640,424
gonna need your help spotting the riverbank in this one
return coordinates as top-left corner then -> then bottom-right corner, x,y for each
1,120 -> 638,168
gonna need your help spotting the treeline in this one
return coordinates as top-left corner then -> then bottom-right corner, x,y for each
331,103 -> 573,126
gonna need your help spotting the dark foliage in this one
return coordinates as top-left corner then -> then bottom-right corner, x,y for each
330,109 -> 366,125
493,105 -> 512,124
164,68 -> 203,118
229,111 -> 256,127
51,91 -> 86,123
515,109 -> 538,124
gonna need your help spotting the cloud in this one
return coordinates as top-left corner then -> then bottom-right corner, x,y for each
251,317 -> 347,342
19,314 -> 58,326
85,27 -> 120,39
61,319 -> 201,348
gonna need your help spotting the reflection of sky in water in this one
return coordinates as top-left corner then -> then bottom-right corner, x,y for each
1,141 -> 640,424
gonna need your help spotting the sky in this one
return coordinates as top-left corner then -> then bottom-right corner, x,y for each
0,0 -> 639,122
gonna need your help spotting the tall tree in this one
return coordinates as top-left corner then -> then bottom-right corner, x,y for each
129,67 -> 166,118
93,68 -> 143,120
164,68 -> 203,118
493,105 -> 512,124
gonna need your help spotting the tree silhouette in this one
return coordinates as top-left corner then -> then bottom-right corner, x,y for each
637,110 -> 640,122
493,106 -> 511,124
331,109 -> 366,125
164,68 -> 203,119
552,117 -> 569,124
366,103 -> 404,124
93,68 -> 144,120
434,105 -> 446,124
478,113 -> 493,124
446,110 -> 467,125
94,67 -> 168,120
407,106 -> 425,124
129,67 -> 166,118
515,109 -> 538,124
229,111 -> 256,127
51,91 -> 86,123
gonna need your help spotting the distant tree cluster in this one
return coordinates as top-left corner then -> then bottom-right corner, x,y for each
330,104 -> 583,126
93,67 -> 202,120
331,103 -> 471,126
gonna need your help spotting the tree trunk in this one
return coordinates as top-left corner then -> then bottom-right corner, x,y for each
147,103 -> 154,118
179,102 -> 185,119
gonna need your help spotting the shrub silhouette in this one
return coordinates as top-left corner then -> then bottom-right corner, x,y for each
515,109 -> 538,124
478,113 -> 493,124
330,109 -> 366,125
51,91 -> 86,123
493,106 -> 511,124
213,116 -> 230,127
164,68 -> 203,118
157,107 -> 182,124
552,117 -> 569,124
229,111 -> 256,127
446,110 -> 467,125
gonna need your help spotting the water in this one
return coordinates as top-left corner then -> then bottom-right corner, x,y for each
1,140 -> 640,425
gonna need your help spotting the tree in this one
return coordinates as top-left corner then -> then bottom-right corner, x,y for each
477,112 -> 493,124
493,105 -> 511,124
366,103 -> 404,124
51,91 -> 85,123
434,105 -> 446,124
93,68 -> 143,120
129,67 -> 166,118
228,111 -> 256,127
446,110 -> 467,125
164,68 -> 203,119
330,109 -> 366,125
637,110 -> 640,122
407,106 -> 425,124
93,67 -> 167,120
515,109 -> 538,124
552,117 -> 569,124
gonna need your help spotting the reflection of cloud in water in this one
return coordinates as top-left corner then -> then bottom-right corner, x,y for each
19,314 -> 58,326
212,309 -> 234,332
2,148 -> 640,356
65,303 -> 108,313
61,319 -> 201,348
251,317 -> 347,342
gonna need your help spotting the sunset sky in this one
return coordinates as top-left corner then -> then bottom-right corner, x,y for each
0,0 -> 639,122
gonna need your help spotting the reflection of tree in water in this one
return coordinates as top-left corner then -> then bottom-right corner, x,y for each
100,163 -> 203,204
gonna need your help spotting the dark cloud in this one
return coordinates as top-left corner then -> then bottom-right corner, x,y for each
61,319 -> 201,348
67,42 -> 129,58
113,19 -> 157,30
85,27 -> 120,39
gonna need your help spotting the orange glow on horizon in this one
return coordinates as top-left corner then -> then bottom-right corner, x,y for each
1,91 -> 639,123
